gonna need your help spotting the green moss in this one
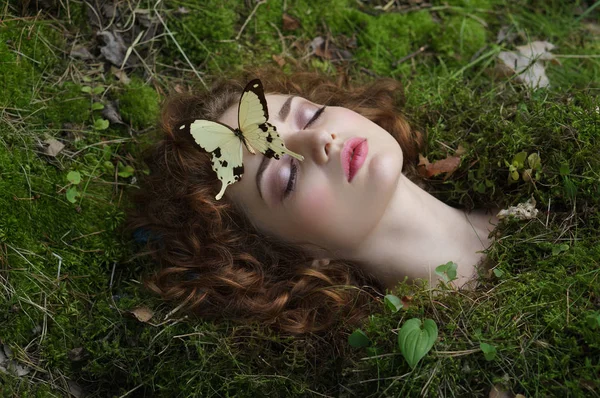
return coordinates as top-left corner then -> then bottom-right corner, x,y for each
431,16 -> 487,61
115,78 -> 160,130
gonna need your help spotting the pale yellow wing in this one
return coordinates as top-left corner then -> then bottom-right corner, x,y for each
187,120 -> 244,200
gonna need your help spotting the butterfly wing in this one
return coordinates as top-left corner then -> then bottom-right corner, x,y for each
238,79 -> 304,161
187,120 -> 244,200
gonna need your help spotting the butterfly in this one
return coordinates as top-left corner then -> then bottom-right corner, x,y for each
183,79 -> 304,200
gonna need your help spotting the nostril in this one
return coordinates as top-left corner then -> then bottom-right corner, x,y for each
324,143 -> 330,156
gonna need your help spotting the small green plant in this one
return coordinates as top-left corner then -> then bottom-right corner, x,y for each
384,294 -> 403,313
480,342 -> 497,361
348,329 -> 370,348
398,318 -> 438,369
435,261 -> 458,282
506,151 -> 543,183
81,84 -> 109,131
65,170 -> 82,203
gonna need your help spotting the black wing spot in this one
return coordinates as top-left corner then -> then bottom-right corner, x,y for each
213,148 -> 222,158
266,134 -> 273,143
259,124 -> 269,132
233,165 -> 244,178
264,149 -> 276,158
221,160 -> 228,167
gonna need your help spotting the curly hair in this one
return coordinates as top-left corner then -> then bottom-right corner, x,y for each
126,67 -> 425,335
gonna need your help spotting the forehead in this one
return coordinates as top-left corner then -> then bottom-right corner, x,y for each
218,94 -> 290,129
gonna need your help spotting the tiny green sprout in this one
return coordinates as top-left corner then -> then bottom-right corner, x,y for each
551,243 -> 570,256
65,186 -> 80,203
397,318 -> 438,369
384,294 -> 403,313
94,119 -> 110,130
348,329 -> 370,348
81,86 -> 92,93
586,312 -> 600,329
91,102 -> 105,111
493,268 -> 504,278
92,86 -> 105,95
480,342 -> 497,361
435,261 -> 458,282
117,163 -> 135,178
67,171 -> 81,185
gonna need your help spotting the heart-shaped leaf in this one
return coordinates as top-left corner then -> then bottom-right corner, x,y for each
67,171 -> 81,185
94,118 -> 110,130
398,318 -> 438,369
435,261 -> 458,282
384,294 -> 403,313
480,342 -> 497,361
66,187 -> 80,203
348,329 -> 370,348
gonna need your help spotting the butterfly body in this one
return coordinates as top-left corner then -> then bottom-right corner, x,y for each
188,79 -> 303,200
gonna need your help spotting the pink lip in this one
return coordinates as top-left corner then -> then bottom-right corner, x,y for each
342,137 -> 368,182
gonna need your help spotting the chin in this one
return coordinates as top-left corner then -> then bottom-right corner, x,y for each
368,151 -> 403,191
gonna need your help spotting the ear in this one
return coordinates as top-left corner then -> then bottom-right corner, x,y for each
311,258 -> 331,268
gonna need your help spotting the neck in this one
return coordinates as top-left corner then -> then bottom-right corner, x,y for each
348,174 -> 498,290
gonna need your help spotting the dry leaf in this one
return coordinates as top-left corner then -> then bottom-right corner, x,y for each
70,45 -> 94,60
97,30 -> 128,67
282,13 -> 300,31
110,66 -> 131,85
418,154 -> 461,178
102,101 -> 125,125
310,36 -> 352,62
497,197 -> 539,220
455,144 -> 467,156
496,41 -> 558,90
489,384 -> 515,398
401,295 -> 413,309
43,138 -> 65,157
130,306 -> 154,322
272,54 -> 286,67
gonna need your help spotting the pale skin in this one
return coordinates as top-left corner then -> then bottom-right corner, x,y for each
219,94 -> 499,290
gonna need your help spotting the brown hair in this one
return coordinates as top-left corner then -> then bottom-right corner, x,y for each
127,68 -> 425,335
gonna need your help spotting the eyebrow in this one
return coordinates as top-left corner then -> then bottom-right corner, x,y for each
277,95 -> 295,122
256,96 -> 296,200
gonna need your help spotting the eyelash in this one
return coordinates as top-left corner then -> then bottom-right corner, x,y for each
284,105 -> 326,199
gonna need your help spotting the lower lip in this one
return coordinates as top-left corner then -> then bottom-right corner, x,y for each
342,138 -> 368,182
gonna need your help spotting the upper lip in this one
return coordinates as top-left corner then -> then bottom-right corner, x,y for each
341,137 -> 367,181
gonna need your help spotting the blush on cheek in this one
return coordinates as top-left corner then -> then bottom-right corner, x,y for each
295,185 -> 336,235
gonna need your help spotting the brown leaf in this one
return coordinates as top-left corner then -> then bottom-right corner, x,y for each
130,306 -> 153,323
489,384 -> 515,398
401,295 -> 413,309
70,45 -> 94,60
310,36 -> 352,62
418,154 -> 461,178
282,13 -> 300,31
102,101 -> 125,125
110,66 -> 131,85
43,138 -> 65,157
272,54 -> 286,67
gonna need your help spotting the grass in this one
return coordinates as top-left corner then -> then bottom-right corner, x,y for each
0,0 -> 599,396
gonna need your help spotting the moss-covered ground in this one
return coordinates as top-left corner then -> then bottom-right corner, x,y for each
1,0 -> 599,396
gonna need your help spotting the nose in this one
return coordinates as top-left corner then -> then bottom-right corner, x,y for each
287,128 -> 337,165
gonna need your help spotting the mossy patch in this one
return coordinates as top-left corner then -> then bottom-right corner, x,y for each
115,78 -> 161,130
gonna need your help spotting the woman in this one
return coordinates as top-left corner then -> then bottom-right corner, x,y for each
127,68 -> 499,334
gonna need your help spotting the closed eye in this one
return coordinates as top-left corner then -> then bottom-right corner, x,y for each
304,106 -> 326,129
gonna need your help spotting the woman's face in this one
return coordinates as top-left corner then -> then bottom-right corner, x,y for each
219,94 -> 403,257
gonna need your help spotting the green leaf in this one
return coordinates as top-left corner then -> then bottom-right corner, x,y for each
118,165 -> 135,178
93,118 -> 110,130
348,329 -> 370,348
551,243 -> 570,256
512,151 -> 528,169
66,171 -> 81,185
527,153 -> 541,170
366,346 -> 383,357
92,86 -> 105,95
586,312 -> 600,329
81,86 -> 92,93
91,102 -> 105,111
493,268 -> 504,278
397,318 -> 438,369
66,187 -> 80,203
435,261 -> 458,282
559,164 -> 570,176
480,342 -> 497,361
563,177 -> 577,200
384,294 -> 403,313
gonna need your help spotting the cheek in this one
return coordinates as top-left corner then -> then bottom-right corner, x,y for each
294,184 -> 336,233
